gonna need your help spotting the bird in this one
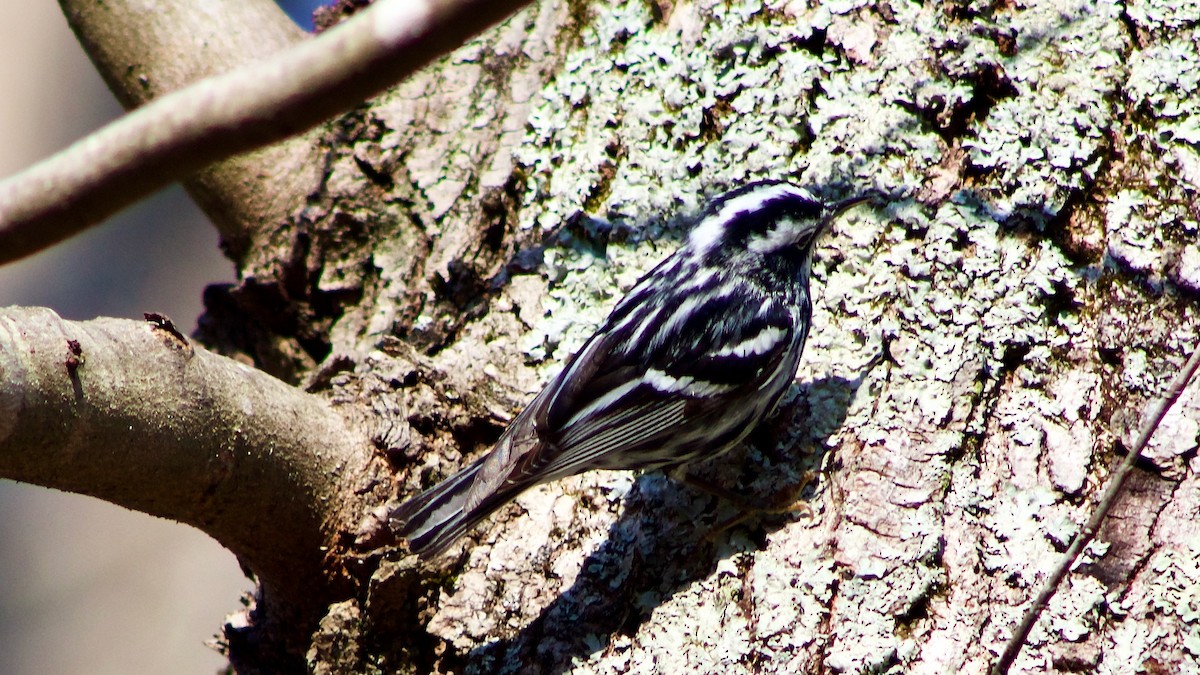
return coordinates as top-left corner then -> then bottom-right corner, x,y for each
391,180 -> 872,558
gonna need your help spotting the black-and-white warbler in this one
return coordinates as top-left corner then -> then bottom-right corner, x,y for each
393,180 -> 872,557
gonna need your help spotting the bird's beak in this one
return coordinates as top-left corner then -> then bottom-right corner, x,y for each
813,191 -> 878,241
825,192 -> 879,223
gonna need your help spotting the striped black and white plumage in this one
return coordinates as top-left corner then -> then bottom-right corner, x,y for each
392,180 -> 871,558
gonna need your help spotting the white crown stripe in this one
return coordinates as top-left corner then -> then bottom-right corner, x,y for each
687,183 -> 817,254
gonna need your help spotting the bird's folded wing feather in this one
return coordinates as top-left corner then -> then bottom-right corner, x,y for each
497,290 -> 797,482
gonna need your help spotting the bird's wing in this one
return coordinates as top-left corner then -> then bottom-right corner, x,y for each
501,288 -> 800,482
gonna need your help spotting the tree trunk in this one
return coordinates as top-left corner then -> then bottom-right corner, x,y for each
4,0 -> 1200,672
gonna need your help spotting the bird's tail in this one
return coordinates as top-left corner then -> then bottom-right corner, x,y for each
390,455 -> 521,558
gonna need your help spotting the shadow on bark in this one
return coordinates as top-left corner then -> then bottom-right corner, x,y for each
467,371 -> 869,674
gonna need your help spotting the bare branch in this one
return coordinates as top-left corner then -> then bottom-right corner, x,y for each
0,306 -> 376,615
0,0 -> 531,264
992,343 -> 1200,674
59,0 -> 322,261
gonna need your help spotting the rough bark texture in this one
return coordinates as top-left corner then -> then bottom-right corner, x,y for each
285,1 -> 1198,672
8,0 -> 1200,672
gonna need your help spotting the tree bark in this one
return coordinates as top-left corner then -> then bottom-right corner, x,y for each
3,0 -> 1200,673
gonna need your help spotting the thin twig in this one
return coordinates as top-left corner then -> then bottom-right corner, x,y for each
991,343 -> 1200,674
0,0 -> 531,264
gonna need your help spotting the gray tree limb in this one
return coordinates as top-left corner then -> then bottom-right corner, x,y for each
59,0 -> 321,264
0,0 -> 531,265
0,306 -> 378,625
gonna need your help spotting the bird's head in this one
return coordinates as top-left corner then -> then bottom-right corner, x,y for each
687,180 -> 872,259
